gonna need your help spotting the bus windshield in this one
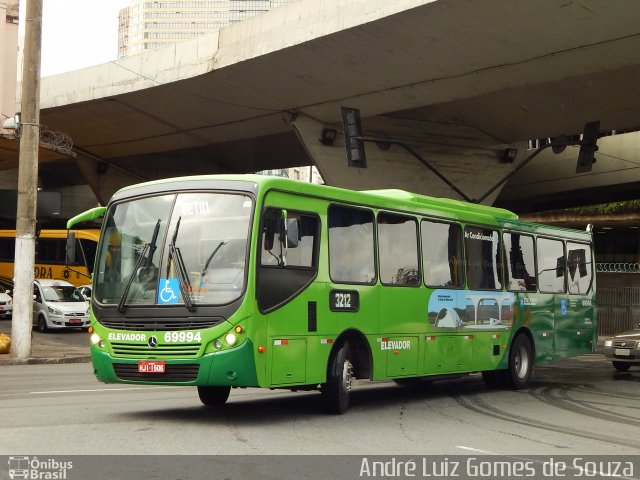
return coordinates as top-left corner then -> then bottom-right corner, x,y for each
94,192 -> 253,307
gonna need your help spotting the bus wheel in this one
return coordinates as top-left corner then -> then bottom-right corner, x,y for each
197,386 -> 230,406
500,334 -> 533,390
322,342 -> 353,414
612,361 -> 631,372
37,316 -> 48,333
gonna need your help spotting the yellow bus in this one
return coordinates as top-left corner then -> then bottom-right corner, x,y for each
0,229 -> 100,287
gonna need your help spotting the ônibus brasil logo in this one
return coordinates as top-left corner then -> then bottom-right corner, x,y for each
8,456 -> 73,479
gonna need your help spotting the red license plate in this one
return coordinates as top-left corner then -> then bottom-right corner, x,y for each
68,318 -> 82,325
138,360 -> 166,374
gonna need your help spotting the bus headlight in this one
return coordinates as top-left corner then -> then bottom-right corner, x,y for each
90,333 -> 104,349
225,333 -> 237,346
214,340 -> 222,349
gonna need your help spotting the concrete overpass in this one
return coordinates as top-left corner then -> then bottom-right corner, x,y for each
2,0 -> 640,220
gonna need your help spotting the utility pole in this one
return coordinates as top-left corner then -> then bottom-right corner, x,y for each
11,0 -> 42,359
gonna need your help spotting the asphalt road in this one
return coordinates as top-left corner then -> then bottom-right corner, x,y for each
1,354 -> 638,458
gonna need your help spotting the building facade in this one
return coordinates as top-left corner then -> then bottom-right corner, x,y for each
118,0 -> 298,58
0,0 -> 19,131
257,166 -> 324,185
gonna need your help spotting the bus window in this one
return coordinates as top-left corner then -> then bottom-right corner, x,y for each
567,242 -> 593,294
537,237 -> 565,293
96,194 -> 173,304
328,205 -> 375,284
79,238 -> 98,274
0,237 -> 14,261
422,220 -> 464,288
464,227 -> 502,290
261,209 -> 316,268
377,212 -> 419,286
504,232 -> 536,292
36,238 -> 65,264
258,208 -> 319,311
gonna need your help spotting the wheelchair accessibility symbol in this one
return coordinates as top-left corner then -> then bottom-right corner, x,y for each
158,278 -> 179,304
560,299 -> 568,317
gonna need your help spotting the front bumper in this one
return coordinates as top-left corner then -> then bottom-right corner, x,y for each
91,339 -> 259,387
47,316 -> 90,328
602,346 -> 640,364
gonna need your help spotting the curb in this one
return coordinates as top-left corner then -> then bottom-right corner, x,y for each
0,354 -> 91,365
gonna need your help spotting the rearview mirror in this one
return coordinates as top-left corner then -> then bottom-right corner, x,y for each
65,232 -> 77,266
283,218 -> 299,248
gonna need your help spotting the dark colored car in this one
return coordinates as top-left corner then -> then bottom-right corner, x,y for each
602,326 -> 640,371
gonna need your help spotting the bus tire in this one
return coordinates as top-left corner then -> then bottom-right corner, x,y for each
612,361 -> 631,372
37,316 -> 48,333
197,386 -> 230,406
322,342 -> 353,414
500,334 -> 533,390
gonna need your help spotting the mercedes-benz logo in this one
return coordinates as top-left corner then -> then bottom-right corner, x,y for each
148,336 -> 158,348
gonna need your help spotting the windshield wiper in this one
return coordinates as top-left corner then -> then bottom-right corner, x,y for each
117,219 -> 161,313
200,241 -> 227,278
146,218 -> 161,268
168,217 -> 195,312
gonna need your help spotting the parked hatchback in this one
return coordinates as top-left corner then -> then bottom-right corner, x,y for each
602,325 -> 640,371
33,279 -> 89,332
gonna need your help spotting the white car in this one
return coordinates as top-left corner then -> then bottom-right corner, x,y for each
0,284 -> 12,319
33,279 -> 89,332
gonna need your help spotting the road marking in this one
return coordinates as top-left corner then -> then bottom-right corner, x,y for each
455,445 -> 497,455
30,386 -> 189,395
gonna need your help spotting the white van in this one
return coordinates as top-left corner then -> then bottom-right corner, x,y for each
33,279 -> 89,332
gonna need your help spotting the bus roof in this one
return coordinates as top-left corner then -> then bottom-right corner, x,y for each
111,174 -> 522,226
106,174 -> 591,239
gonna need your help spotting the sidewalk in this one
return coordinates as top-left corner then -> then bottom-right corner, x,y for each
0,325 -> 92,365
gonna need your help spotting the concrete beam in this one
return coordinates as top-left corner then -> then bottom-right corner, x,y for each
292,114 -> 519,204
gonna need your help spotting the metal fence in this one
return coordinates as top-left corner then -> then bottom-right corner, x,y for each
597,286 -> 640,336
596,263 -> 640,273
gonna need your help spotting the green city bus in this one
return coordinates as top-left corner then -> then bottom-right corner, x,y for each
67,174 -> 596,413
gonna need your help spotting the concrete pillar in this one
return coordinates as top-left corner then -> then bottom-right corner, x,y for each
73,152 -> 146,206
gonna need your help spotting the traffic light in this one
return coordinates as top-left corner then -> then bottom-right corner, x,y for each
576,121 -> 600,173
341,107 -> 367,168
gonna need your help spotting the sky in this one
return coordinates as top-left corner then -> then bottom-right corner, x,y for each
19,0 -> 128,77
